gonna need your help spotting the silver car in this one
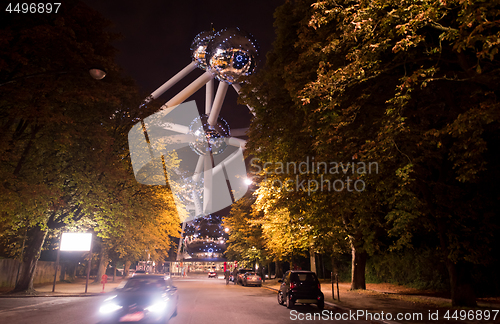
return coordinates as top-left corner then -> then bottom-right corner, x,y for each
98,274 -> 178,323
242,272 -> 262,287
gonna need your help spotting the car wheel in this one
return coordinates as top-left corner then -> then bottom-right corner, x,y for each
317,300 -> 324,310
286,294 -> 294,309
277,291 -> 284,305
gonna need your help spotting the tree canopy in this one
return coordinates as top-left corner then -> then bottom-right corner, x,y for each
0,0 -> 180,292
231,0 -> 500,306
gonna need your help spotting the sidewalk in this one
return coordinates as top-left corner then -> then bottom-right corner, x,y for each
0,277 -> 125,297
262,279 -> 500,324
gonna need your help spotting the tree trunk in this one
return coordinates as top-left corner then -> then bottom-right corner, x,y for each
350,242 -> 367,290
446,260 -> 477,307
94,247 -> 109,283
67,262 -> 77,281
59,263 -> 66,281
13,226 -> 48,293
320,254 -> 326,279
275,260 -> 283,279
310,245 -> 317,273
435,213 -> 477,307
124,260 -> 131,277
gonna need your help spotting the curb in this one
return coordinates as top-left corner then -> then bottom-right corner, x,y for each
262,285 -> 401,324
0,289 -> 110,298
0,293 -> 102,298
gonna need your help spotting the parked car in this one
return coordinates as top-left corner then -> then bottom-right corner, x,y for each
98,274 -> 178,323
236,268 -> 253,285
208,270 -> 217,278
277,270 -> 324,309
242,272 -> 262,287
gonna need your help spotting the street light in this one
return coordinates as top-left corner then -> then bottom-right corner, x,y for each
89,68 -> 107,80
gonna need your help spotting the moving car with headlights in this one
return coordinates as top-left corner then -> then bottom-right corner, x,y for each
277,270 -> 324,310
242,272 -> 262,287
99,274 -> 178,323
208,270 -> 217,278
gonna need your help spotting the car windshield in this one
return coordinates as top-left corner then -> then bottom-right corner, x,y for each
123,278 -> 166,291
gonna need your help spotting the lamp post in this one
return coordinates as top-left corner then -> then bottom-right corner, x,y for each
289,218 -> 293,271
52,233 -> 62,292
85,241 -> 93,293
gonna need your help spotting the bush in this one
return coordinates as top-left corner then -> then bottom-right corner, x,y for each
366,249 -> 449,291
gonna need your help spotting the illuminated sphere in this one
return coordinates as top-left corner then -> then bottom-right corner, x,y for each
188,114 -> 230,156
190,30 -> 215,70
205,27 -> 259,84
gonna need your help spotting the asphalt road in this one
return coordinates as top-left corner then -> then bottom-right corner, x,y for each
0,277 -> 369,324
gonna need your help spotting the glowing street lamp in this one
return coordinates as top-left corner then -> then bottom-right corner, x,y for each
89,68 -> 107,80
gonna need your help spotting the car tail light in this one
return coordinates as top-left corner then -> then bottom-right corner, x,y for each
318,283 -> 321,289
290,282 -> 296,290
258,277 -> 261,280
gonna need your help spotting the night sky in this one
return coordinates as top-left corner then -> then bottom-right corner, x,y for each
82,0 -> 284,129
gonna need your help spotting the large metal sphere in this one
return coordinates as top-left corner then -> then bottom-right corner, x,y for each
191,30 -> 216,70
188,114 -> 230,156
205,27 -> 259,84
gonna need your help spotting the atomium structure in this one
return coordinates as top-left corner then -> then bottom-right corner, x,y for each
128,27 -> 258,226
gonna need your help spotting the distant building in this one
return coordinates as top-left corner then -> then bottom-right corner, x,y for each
166,214 -> 233,274
181,214 -> 227,262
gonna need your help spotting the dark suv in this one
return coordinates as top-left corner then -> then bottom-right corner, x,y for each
277,270 -> 324,309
